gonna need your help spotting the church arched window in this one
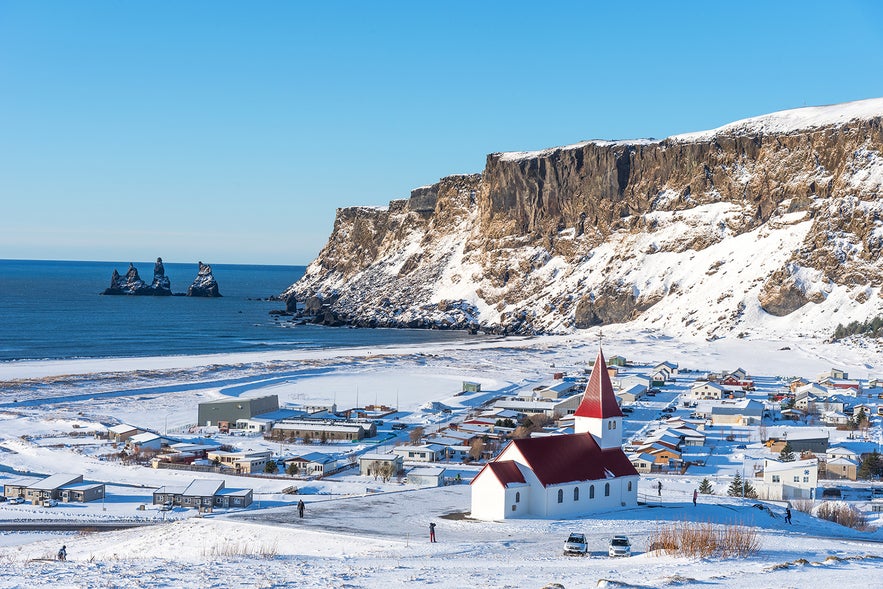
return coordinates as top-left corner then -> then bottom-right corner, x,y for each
515,492 -> 520,503
557,489 -> 564,503
604,483 -> 610,497
589,485 -> 595,499
612,421 -> 616,429
627,481 -> 632,492
573,487 -> 579,501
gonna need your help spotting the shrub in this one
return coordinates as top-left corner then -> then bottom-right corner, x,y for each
650,521 -> 760,558
815,502 -> 870,531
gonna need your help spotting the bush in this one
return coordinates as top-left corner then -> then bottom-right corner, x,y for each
650,521 -> 760,558
815,502 -> 870,531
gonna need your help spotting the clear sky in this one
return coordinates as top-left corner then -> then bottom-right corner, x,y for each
2,1 -> 882,265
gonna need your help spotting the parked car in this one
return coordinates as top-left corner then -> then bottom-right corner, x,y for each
42,499 -> 58,507
0,496 -> 6,502
608,535 -> 631,557
564,532 -> 588,555
9,497 -> 26,505
391,423 -> 408,430
161,501 -> 174,511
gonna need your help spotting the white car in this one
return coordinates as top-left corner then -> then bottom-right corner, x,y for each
42,499 -> 58,507
9,497 -> 26,505
564,533 -> 588,555
608,535 -> 631,557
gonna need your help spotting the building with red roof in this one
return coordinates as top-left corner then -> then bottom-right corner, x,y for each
470,349 -> 639,520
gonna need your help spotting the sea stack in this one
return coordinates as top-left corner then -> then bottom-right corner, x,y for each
100,258 -> 172,295
187,261 -> 222,297
150,257 -> 172,294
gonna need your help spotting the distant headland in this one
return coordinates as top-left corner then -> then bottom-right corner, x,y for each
101,258 -> 222,297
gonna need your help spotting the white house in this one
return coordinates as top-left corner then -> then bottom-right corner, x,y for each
690,381 -> 727,400
393,444 -> 446,462
470,348 -> 639,520
407,466 -> 446,487
756,458 -> 818,500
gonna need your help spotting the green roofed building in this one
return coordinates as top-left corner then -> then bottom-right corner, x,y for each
198,395 -> 279,426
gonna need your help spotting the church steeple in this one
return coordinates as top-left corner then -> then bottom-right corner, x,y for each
574,348 -> 623,449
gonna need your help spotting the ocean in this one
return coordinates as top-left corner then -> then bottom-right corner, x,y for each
0,259 -> 470,362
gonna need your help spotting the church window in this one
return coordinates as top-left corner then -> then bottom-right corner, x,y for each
627,481 -> 632,492
573,487 -> 579,501
589,485 -> 595,499
515,492 -> 520,503
511,504 -> 517,512
557,489 -> 564,503
612,421 -> 616,429
607,421 -> 611,430
604,483 -> 610,497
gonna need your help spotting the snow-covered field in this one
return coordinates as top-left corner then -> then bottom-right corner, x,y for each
2,327 -> 883,588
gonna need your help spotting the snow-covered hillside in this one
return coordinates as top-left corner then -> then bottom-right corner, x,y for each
285,98 -> 883,341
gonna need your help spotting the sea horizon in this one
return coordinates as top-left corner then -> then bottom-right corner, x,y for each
0,259 -> 472,363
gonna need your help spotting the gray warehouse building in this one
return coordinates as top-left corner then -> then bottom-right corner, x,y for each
197,395 -> 279,426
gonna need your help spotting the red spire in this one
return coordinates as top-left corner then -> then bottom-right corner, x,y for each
574,348 -> 623,419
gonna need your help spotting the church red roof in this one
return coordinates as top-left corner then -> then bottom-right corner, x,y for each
471,460 -> 527,487
573,348 -> 623,419
505,433 -> 638,487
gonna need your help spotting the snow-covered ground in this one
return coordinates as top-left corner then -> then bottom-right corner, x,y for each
1,329 -> 883,587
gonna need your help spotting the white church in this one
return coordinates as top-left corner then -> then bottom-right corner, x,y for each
470,348 -> 640,520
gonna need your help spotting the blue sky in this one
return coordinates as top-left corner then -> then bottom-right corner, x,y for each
2,1 -> 882,265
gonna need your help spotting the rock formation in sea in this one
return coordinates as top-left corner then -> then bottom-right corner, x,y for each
186,261 -> 222,297
282,98 -> 883,340
151,257 -> 172,293
101,258 -> 220,296
102,262 -> 171,296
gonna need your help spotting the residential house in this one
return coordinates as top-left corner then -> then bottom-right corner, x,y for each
126,432 -> 167,452
690,382 -> 727,400
628,453 -> 655,474
616,384 -> 646,405
608,355 -> 627,367
710,400 -> 764,425
765,428 -> 830,454
286,452 -> 336,476
393,444 -> 446,462
824,456 -> 859,481
407,466 -> 446,487
756,458 -> 818,500
359,453 -> 404,478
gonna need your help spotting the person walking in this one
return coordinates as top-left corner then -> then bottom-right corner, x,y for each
784,507 -> 792,524
657,481 -> 662,496
429,522 -> 437,543
57,545 -> 67,561
693,489 -> 698,507
297,499 -> 305,519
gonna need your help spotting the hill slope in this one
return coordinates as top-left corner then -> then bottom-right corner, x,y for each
283,98 -> 883,339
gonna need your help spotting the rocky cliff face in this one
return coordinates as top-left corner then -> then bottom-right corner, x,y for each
283,99 -> 883,339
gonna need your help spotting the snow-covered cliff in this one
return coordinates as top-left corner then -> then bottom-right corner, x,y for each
283,98 -> 883,339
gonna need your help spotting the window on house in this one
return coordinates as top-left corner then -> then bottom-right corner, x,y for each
803,476 -> 809,483
515,492 -> 520,503
557,489 -> 563,503
574,487 -> 579,501
512,504 -> 516,512
793,476 -> 800,483
604,483 -> 610,496
627,481 -> 632,492
589,485 -> 595,499
612,421 -> 616,429
772,475 -> 780,483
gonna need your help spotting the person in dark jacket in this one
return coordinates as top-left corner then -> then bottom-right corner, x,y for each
429,522 -> 437,543
297,499 -> 305,518
784,507 -> 792,524
57,545 -> 67,561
